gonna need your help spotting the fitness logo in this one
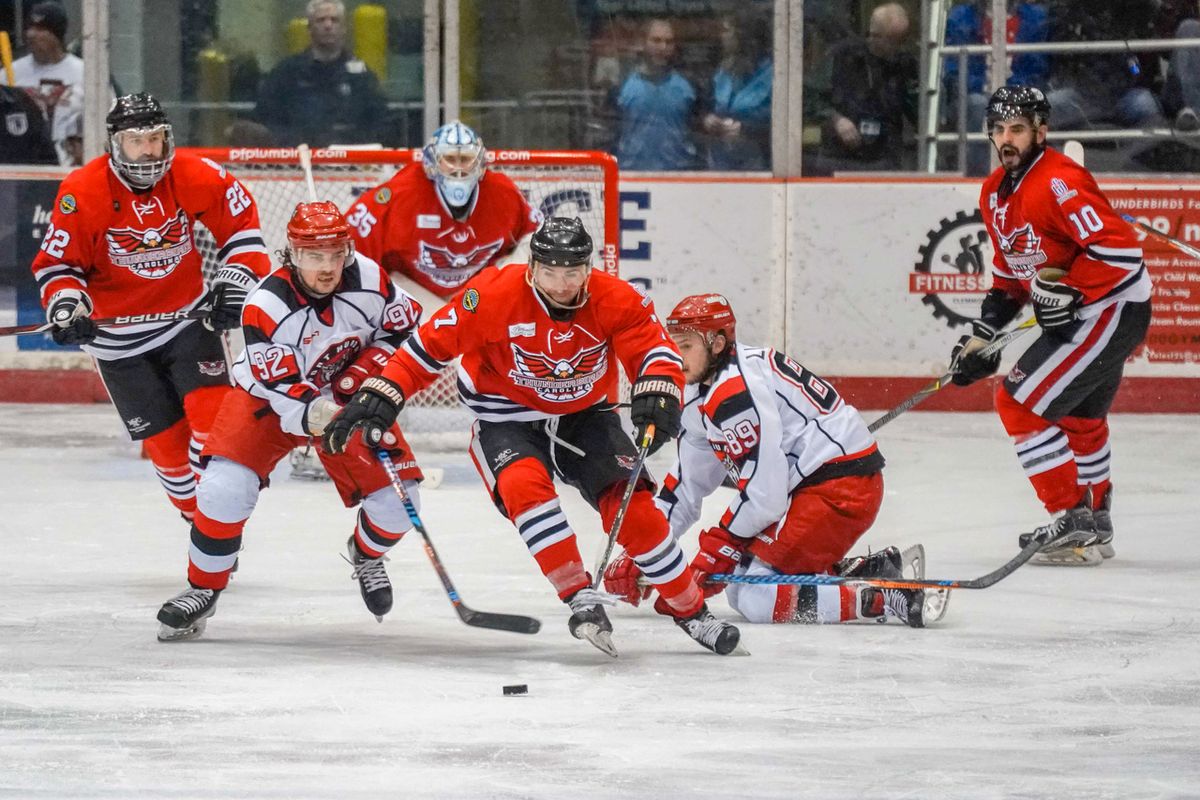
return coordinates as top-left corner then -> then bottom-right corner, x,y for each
911,209 -> 993,328
508,326 -> 609,403
416,238 -> 504,288
105,210 -> 194,279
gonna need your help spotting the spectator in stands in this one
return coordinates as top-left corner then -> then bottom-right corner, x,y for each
1044,2 -> 1163,134
3,2 -> 83,165
0,84 -> 59,165
813,2 -> 918,174
942,0 -> 1049,176
612,16 -> 703,170
1161,0 -> 1200,131
254,0 -> 388,147
702,9 -> 773,170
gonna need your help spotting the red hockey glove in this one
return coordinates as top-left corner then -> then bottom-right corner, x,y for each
603,552 -> 652,606
334,346 -> 392,404
690,527 -> 747,598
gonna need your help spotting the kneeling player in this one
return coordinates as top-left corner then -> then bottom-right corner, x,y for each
156,202 -> 424,641
604,294 -> 950,627
324,217 -> 742,656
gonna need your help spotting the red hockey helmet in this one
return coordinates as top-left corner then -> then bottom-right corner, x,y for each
287,201 -> 352,250
666,293 -> 736,343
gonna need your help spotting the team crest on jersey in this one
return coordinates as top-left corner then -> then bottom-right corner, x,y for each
374,187 -> 392,204
105,209 -> 194,279
416,238 -> 504,288
508,327 -> 609,403
1008,365 -> 1027,383
995,223 -> 1047,276
1050,178 -> 1078,205
307,337 -> 362,387
5,111 -> 29,136
463,288 -> 480,313
58,194 -> 77,214
197,360 -> 226,377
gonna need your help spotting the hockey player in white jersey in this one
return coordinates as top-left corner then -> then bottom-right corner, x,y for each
604,293 -> 949,627
156,201 -> 425,641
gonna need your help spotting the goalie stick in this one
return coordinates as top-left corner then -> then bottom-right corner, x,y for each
708,536 -> 1043,591
867,316 -> 1037,432
377,451 -> 541,634
0,307 -> 211,337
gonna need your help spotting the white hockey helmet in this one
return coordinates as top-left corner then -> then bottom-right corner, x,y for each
422,120 -> 487,208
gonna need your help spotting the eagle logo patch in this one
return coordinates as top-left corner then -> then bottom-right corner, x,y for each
416,238 -> 504,288
105,210 -> 194,279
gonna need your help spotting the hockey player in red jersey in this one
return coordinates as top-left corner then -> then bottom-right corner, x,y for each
323,217 -> 742,656
30,93 -> 270,523
156,202 -> 425,641
603,294 -> 948,627
344,120 -> 541,308
949,86 -> 1152,566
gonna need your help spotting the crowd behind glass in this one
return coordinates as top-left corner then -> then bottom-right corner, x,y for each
4,0 -> 1200,174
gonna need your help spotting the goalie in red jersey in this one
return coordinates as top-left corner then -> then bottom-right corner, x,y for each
948,86 -> 1152,566
29,93 -> 271,523
344,120 -> 541,309
323,217 -> 743,656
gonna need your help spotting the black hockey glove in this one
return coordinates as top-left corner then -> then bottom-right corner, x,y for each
629,375 -> 682,455
321,377 -> 406,455
203,266 -> 256,332
46,289 -> 98,346
1031,272 -> 1082,332
949,320 -> 1001,387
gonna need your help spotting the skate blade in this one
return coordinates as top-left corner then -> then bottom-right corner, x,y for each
573,623 -> 618,658
727,642 -> 752,656
421,467 -> 445,490
1098,542 -> 1115,559
157,618 -> 207,642
1031,545 -> 1104,567
900,544 -> 926,580
922,589 -> 951,625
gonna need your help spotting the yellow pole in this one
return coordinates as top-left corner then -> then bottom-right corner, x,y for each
354,4 -> 388,80
287,17 -> 309,55
0,31 -> 15,86
197,47 -> 231,145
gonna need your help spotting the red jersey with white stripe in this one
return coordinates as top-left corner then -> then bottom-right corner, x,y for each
656,343 -> 882,542
29,153 -> 270,360
233,254 -> 422,436
345,164 -> 541,299
380,263 -> 684,421
981,147 -> 1151,314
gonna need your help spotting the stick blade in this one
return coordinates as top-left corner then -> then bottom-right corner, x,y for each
460,606 -> 542,635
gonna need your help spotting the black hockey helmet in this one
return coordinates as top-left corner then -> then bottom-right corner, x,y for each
985,85 -> 1051,129
106,92 -> 174,188
529,216 -> 593,267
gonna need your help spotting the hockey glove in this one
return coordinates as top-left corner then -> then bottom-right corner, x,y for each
1031,272 -> 1082,331
603,552 -> 652,607
629,375 -> 682,455
203,266 -> 256,332
46,288 -> 98,346
949,320 -> 1001,387
690,527 -> 747,598
321,377 -> 405,454
334,346 -> 393,404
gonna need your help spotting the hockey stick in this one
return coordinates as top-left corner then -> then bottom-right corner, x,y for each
590,423 -> 655,589
1121,214 -> 1200,260
709,536 -> 1042,591
0,307 -> 211,338
866,316 -> 1037,433
297,143 -> 319,203
376,451 -> 542,634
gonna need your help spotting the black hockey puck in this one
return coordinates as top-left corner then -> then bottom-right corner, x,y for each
502,684 -> 528,696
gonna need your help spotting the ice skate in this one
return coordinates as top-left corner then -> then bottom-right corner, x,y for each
157,586 -> 220,642
836,545 -> 907,579
674,603 -> 745,655
289,445 -> 329,481
566,587 -> 618,658
1018,494 -> 1102,566
1093,486 -> 1115,559
345,536 -> 393,621
876,586 -> 950,628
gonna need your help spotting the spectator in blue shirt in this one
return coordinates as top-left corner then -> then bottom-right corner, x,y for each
702,9 -> 773,170
613,17 -> 701,171
942,1 -> 1049,175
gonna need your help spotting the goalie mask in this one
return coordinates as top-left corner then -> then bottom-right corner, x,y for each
285,201 -> 354,298
527,216 -> 594,311
422,120 -> 487,208
106,93 -> 175,189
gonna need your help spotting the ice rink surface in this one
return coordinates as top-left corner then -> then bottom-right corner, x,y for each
1,404 -> 1198,799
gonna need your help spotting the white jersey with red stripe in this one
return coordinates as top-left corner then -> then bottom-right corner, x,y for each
231,254 -> 422,436
657,342 -> 882,541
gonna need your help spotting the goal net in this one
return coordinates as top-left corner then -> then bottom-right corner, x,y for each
182,147 -> 620,450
